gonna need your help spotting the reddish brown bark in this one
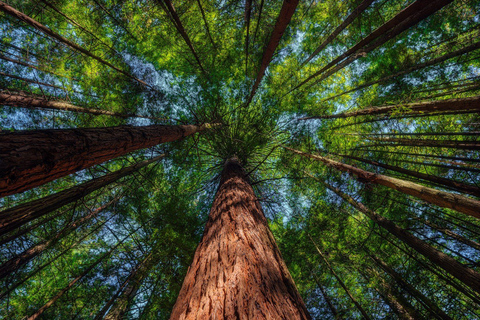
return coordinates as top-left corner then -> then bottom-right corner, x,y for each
0,155 -> 164,234
287,147 -> 480,218
302,0 -> 375,65
301,95 -> 480,120
0,92 -> 160,119
334,153 -> 480,197
170,158 -> 310,319
0,124 -> 206,196
367,136 -> 480,151
0,1 -> 151,89
246,0 -> 299,107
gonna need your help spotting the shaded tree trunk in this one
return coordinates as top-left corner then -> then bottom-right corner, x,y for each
286,147 -> 480,218
311,273 -> 340,318
0,1 -> 151,89
170,157 -> 310,319
302,0 -> 375,65
316,177 -> 480,294
367,136 -> 480,151
292,0 -> 453,92
0,92 -> 161,119
308,234 -> 371,320
0,123 -> 207,196
0,197 -> 118,280
333,153 -> 480,197
300,95 -> 480,120
368,253 -> 453,320
98,253 -> 156,320
246,0 -> 299,107
0,155 -> 164,234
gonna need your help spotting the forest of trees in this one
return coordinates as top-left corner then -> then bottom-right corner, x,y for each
0,0 -> 479,318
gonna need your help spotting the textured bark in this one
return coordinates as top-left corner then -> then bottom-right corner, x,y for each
287,147 -> 480,218
170,158 -> 310,319
302,0 -> 375,65
0,155 -> 164,234
319,179 -> 480,294
300,95 -> 480,120
292,0 -> 453,92
157,0 -> 206,74
309,235 -> 371,320
369,254 -> 453,320
0,92 -> 156,119
0,124 -> 205,196
0,1 -> 150,89
334,153 -> 480,197
100,253 -> 156,320
246,0 -> 299,107
0,198 -> 117,280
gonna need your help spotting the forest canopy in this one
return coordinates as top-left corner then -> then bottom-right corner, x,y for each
1,0 -> 480,319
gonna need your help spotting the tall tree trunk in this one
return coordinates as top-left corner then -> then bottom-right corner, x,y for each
302,0 -> 375,65
322,40 -> 480,102
26,224 -> 140,320
0,155 -> 164,234
414,217 -> 480,251
101,253 -> 156,320
170,157 -> 310,319
292,0 -> 453,92
308,234 -> 371,320
315,176 -> 480,294
246,0 -> 299,107
0,92 -> 161,119
156,0 -> 206,74
300,95 -> 480,120
0,123 -> 208,196
0,1 -> 152,89
311,273 -> 340,318
286,147 -> 480,218
0,197 -> 118,280
333,153 -> 480,197
367,136 -> 480,151
196,0 -> 217,50
368,253 -> 453,320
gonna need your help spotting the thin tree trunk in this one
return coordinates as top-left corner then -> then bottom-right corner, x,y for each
333,153 -> 480,197
414,217 -> 480,251
101,253 -> 156,320
300,95 -> 480,120
0,92 -> 162,119
292,0 -> 453,93
170,157 -> 311,319
0,155 -> 164,234
368,253 -> 453,320
360,268 -> 422,320
322,39 -> 480,102
196,0 -> 217,50
0,123 -> 208,196
245,0 -> 252,75
311,273 -> 340,318
315,176 -> 480,294
0,197 -> 118,280
0,1 -> 152,89
308,234 -> 371,320
287,147 -> 480,218
302,0 -> 375,65
367,136 -> 480,151
156,0 -> 206,74
26,224 -> 140,320
245,0 -> 299,107
90,0 -> 138,41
